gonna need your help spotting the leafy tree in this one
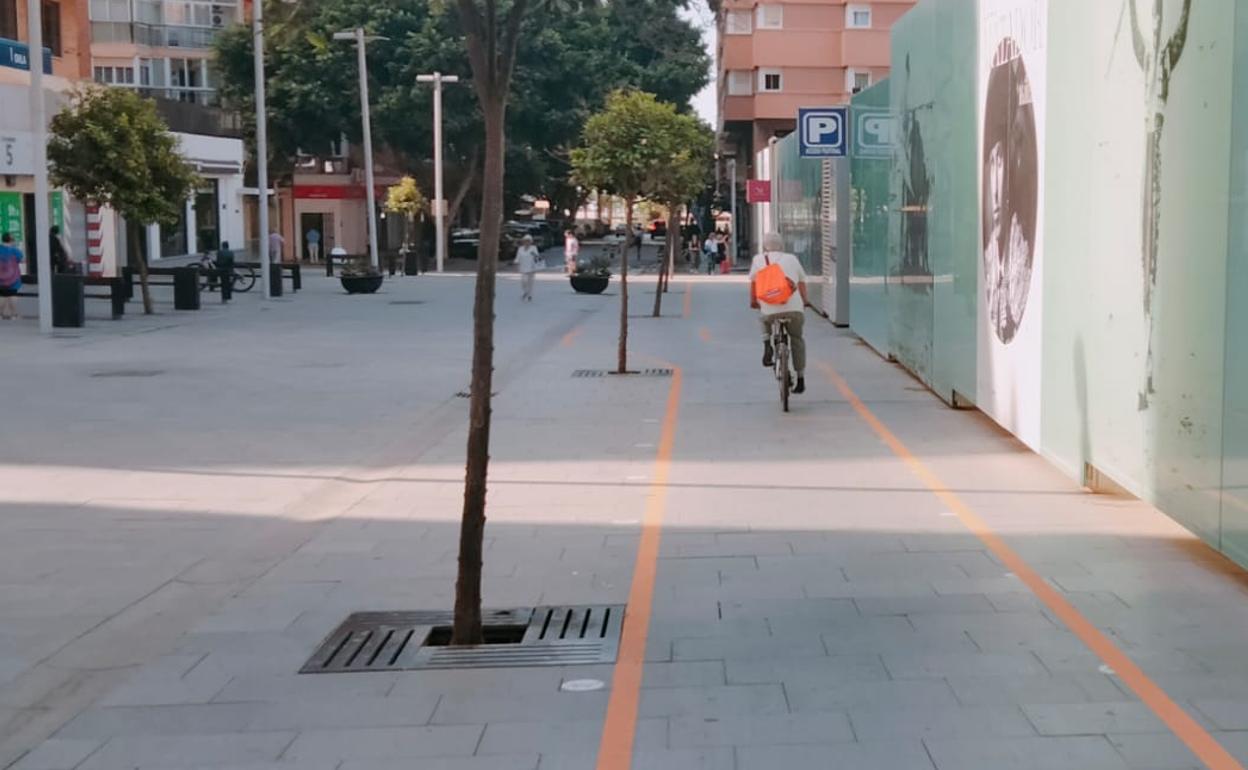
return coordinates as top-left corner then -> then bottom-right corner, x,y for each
385,175 -> 427,255
648,114 -> 713,316
572,90 -> 701,370
48,86 -> 200,315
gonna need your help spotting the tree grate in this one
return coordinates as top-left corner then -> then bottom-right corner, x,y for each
455,391 -> 499,399
90,369 -> 165,378
300,605 -> 625,673
572,368 -> 672,378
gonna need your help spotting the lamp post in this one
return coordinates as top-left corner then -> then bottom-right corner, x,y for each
727,156 -> 738,265
27,0 -> 52,331
335,28 -> 384,270
252,0 -> 276,297
416,72 -> 459,273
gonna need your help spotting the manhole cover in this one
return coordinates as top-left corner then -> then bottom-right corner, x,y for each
90,369 -> 165,378
301,605 -> 624,673
572,369 -> 672,378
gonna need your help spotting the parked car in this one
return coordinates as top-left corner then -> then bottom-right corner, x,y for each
647,220 -> 668,238
451,227 -> 521,261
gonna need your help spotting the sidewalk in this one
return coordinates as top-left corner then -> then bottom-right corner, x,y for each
3,272 -> 1248,769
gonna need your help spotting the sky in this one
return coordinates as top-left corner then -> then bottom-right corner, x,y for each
680,4 -> 719,127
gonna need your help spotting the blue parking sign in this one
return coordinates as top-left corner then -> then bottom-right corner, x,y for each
799,107 -> 848,158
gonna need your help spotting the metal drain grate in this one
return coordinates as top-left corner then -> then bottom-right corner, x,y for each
301,605 -> 624,673
572,368 -> 672,378
90,369 -> 165,378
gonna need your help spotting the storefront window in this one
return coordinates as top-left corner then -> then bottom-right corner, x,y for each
160,203 -> 188,258
195,179 -> 219,252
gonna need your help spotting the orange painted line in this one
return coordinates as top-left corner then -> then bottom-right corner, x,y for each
698,327 -> 712,344
596,367 -> 683,770
682,283 -> 693,319
561,327 -> 583,348
817,361 -> 1245,770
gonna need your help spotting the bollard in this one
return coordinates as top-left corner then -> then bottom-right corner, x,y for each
291,263 -> 302,292
51,273 -> 85,328
269,264 -> 284,297
109,277 -> 126,319
173,267 -> 201,310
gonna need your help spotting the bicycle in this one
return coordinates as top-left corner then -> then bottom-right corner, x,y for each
770,316 -> 794,413
197,253 -> 257,293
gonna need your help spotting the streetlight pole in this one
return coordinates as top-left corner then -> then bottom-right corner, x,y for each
27,0 -> 52,332
417,72 -> 460,273
335,28 -> 383,271
727,156 -> 738,266
253,0 -> 272,298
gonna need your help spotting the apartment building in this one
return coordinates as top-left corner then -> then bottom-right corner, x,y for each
87,0 -> 240,103
718,0 -> 915,160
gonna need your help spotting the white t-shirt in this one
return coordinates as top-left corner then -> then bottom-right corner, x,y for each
749,251 -> 807,316
516,245 -> 542,274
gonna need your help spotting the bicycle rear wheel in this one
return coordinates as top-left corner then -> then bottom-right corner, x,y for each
233,266 -> 257,293
777,344 -> 791,413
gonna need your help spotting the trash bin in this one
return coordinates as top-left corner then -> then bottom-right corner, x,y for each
173,267 -> 201,310
327,246 -> 348,277
269,264 -> 284,297
403,248 -> 420,276
51,273 -> 85,328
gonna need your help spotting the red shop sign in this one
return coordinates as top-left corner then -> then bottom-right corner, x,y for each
746,180 -> 772,204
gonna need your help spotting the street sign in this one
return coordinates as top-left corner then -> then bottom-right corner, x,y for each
0,131 -> 35,175
0,38 -> 52,74
746,180 -> 771,204
799,107 -> 848,158
853,108 -> 896,159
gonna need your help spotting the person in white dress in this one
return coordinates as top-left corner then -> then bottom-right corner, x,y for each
516,235 -> 542,302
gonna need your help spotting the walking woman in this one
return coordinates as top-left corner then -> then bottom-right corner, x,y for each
564,229 -> 580,274
0,233 -> 24,320
516,235 -> 542,302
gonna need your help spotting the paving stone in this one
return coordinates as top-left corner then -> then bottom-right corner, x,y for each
281,726 -> 483,762
786,679 -> 960,712
923,735 -> 1131,770
637,684 -> 789,719
56,704 -> 261,740
637,661 -> 725,689
1022,702 -> 1170,736
724,654 -> 889,686
212,673 -> 399,703
735,740 -> 937,770
671,634 -> 825,661
849,704 -> 1037,741
9,738 -> 101,770
883,651 -> 1049,680
537,747 -> 734,770
477,719 -> 666,756
245,695 -> 441,731
431,692 -> 609,725
1189,699 -> 1248,730
77,732 -> 296,770
855,594 -> 997,616
668,712 -> 854,747
341,756 -> 540,770
1106,732 -> 1205,769
947,674 -> 1128,706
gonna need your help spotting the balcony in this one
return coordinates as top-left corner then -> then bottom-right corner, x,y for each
90,21 -> 226,50
151,96 -> 241,137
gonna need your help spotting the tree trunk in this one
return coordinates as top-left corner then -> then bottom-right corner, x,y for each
130,226 -> 153,315
618,199 -> 633,374
651,221 -> 665,318
452,101 -> 505,648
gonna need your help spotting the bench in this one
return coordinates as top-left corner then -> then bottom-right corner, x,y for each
17,273 -> 128,326
237,261 -> 301,293
121,266 -> 201,310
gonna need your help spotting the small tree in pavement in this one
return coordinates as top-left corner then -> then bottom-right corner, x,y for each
572,90 -> 697,366
649,115 -> 713,317
48,86 -> 199,315
385,176 -> 427,263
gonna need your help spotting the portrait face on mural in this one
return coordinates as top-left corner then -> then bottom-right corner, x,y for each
981,38 -> 1039,345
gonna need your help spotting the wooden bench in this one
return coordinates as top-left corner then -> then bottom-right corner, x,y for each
17,273 -> 129,324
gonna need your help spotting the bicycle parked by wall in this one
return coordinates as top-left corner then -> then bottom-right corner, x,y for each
197,253 -> 257,293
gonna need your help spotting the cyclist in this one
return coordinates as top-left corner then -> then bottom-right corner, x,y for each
749,232 -> 810,394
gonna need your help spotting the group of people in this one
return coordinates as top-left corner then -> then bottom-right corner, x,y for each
684,231 -> 731,274
0,226 -> 78,321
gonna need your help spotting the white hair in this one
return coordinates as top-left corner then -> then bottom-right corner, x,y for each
762,232 -> 784,252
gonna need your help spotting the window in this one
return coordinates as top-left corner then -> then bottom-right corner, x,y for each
94,65 -> 136,84
848,69 -> 872,93
846,4 -> 872,29
755,4 -> 782,30
725,10 -> 752,35
759,69 -> 782,92
42,1 -> 62,57
727,70 -> 752,96
1,0 -> 19,39
89,0 -> 131,22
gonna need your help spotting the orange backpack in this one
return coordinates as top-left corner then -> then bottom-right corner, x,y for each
754,254 -> 795,305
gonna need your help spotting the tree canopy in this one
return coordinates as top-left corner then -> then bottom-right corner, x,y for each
212,0 -> 709,217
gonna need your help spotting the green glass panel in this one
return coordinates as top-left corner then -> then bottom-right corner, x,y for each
850,80 -> 893,355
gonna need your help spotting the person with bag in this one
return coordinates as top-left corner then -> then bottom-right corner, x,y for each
749,232 -> 810,394
0,233 -> 24,320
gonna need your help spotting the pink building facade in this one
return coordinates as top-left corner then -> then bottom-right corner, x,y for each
717,0 -> 915,161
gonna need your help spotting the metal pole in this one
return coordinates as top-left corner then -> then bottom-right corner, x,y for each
432,72 -> 445,273
253,0 -> 271,298
357,28 -> 380,270
28,0 -> 51,332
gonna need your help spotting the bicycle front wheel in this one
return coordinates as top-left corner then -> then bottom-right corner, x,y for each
777,345 -> 791,413
233,266 -> 258,293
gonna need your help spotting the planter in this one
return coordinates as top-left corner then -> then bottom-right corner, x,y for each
341,274 -> 385,294
570,275 -> 610,295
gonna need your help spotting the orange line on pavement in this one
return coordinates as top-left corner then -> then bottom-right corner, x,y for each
817,361 -> 1245,770
561,328 -> 583,348
682,283 -> 693,319
596,367 -> 683,770
698,327 -> 712,344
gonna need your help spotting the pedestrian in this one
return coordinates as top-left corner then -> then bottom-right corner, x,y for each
216,241 -> 235,303
564,229 -> 580,274
49,226 -> 75,274
516,235 -> 541,302
0,233 -> 24,320
268,230 -> 285,263
717,232 -> 729,273
306,228 -> 321,262
703,232 -> 717,275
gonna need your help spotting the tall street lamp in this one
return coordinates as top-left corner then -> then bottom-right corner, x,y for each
335,28 -> 385,271
416,72 -> 459,273
27,0 -> 52,331
253,0 -> 274,297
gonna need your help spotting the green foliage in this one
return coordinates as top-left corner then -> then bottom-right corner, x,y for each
574,255 -> 612,278
211,0 -> 710,207
385,176 -> 427,216
571,89 -> 711,205
47,86 -> 200,227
